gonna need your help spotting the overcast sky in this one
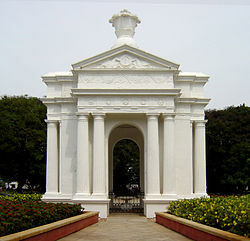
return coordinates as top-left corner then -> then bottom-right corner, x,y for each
0,0 -> 249,109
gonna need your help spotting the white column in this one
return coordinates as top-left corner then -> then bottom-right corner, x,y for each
194,120 -> 207,195
146,114 -> 160,198
162,114 -> 177,199
45,120 -> 58,195
74,114 -> 90,198
92,114 -> 106,198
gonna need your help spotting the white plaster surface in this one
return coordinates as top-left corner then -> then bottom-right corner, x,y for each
42,10 -> 210,218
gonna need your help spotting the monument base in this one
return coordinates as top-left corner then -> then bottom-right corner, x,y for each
73,199 -> 110,218
143,199 -> 173,218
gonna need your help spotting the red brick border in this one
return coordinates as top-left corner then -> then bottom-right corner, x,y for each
156,212 -> 248,241
25,214 -> 98,241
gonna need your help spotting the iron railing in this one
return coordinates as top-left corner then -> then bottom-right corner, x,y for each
109,192 -> 144,213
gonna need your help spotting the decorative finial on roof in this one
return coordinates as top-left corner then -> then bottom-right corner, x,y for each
109,9 -> 141,49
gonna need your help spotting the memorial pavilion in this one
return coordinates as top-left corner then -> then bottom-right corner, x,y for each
42,9 -> 210,218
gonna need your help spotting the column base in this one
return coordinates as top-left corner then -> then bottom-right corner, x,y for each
145,194 -> 162,199
42,193 -> 73,202
73,193 -> 91,200
161,194 -> 178,200
175,193 -> 209,200
42,192 -> 59,199
91,193 -> 107,199
193,193 -> 209,198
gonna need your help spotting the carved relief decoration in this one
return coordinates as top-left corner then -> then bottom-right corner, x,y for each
88,54 -> 168,70
79,72 -> 173,88
78,96 -> 174,109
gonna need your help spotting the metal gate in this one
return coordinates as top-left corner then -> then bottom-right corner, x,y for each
109,192 -> 144,213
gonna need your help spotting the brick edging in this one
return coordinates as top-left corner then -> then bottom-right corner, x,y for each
155,212 -> 249,241
0,211 -> 99,241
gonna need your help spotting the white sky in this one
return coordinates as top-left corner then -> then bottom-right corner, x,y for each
0,0 -> 249,109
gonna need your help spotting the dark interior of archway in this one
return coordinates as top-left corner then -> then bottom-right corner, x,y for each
113,139 -> 140,196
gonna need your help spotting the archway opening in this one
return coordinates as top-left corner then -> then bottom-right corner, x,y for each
113,139 -> 140,196
108,124 -> 144,213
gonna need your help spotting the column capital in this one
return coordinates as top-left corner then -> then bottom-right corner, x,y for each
162,113 -> 175,120
92,113 -> 106,120
45,120 -> 58,125
76,112 -> 89,116
76,112 -> 89,121
61,114 -> 77,120
146,113 -> 159,120
194,120 -> 207,127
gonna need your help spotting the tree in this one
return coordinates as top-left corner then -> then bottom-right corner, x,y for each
0,96 -> 47,192
113,139 -> 140,196
206,105 -> 250,194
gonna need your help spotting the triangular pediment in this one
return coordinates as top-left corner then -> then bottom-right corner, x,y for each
72,45 -> 179,71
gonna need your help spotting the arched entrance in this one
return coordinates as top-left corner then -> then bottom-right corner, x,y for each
113,139 -> 140,196
108,124 -> 144,213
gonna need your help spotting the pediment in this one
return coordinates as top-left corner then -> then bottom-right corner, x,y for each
84,53 -> 167,70
72,45 -> 179,71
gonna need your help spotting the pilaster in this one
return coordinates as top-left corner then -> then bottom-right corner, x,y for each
44,120 -> 59,197
146,114 -> 161,199
162,114 -> 177,199
193,120 -> 207,196
59,114 -> 77,199
92,113 -> 106,198
73,113 -> 91,199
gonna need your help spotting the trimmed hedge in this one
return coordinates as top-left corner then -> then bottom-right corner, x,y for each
168,195 -> 250,237
0,193 -> 42,201
0,200 -> 83,236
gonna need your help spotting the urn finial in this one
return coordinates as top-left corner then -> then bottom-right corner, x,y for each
109,9 -> 141,49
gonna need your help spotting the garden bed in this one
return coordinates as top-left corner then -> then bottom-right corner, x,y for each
156,212 -> 248,241
0,211 -> 98,241
156,195 -> 249,241
0,199 -> 84,236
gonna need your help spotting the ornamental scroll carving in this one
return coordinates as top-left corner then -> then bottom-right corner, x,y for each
79,73 -> 173,86
90,54 -> 167,69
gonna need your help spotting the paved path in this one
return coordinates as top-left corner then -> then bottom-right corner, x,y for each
59,213 -> 192,241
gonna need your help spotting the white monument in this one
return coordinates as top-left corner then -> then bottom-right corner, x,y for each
42,10 -> 210,218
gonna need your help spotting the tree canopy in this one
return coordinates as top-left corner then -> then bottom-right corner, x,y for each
206,105 -> 250,194
0,96 -> 47,192
113,139 -> 140,196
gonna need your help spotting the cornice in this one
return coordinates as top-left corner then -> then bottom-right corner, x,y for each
176,72 -> 209,84
41,97 -> 76,104
72,69 -> 179,73
176,97 -> 210,105
71,88 -> 181,96
42,77 -> 77,84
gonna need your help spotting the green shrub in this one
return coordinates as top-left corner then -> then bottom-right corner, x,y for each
168,195 -> 250,237
0,193 -> 42,201
0,200 -> 83,236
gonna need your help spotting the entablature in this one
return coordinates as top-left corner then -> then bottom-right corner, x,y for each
176,72 -> 209,84
42,72 -> 76,84
176,97 -> 210,105
41,97 -> 76,105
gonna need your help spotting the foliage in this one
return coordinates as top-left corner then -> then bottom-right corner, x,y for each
113,139 -> 140,195
0,200 -> 83,236
0,96 -> 47,192
168,195 -> 250,237
205,105 -> 250,194
0,193 -> 42,201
